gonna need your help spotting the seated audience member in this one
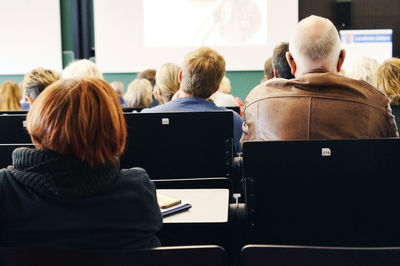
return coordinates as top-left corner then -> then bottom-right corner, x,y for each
18,81 -> 30,110
374,57 -> 400,127
142,47 -> 243,152
153,63 -> 180,104
261,57 -> 274,82
124,79 -> 153,108
210,76 -> 237,107
137,69 -> 159,107
0,77 -> 162,249
346,56 -> 378,85
23,67 -> 61,106
242,15 -> 398,143
272,42 -> 295,79
62,59 -> 103,79
0,81 -> 22,111
110,80 -> 128,107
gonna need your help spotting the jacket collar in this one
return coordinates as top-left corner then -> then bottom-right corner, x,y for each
9,148 -> 119,198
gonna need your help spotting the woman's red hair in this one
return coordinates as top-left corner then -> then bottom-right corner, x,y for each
27,77 -> 127,167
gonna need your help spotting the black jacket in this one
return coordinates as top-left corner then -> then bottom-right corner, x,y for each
0,148 -> 163,249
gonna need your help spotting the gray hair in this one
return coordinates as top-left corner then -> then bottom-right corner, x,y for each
289,15 -> 341,64
110,81 -> 124,94
346,57 -> 378,84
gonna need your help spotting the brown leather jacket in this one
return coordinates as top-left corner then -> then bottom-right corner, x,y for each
241,72 -> 399,143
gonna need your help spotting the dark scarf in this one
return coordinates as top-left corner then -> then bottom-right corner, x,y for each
8,148 -> 119,199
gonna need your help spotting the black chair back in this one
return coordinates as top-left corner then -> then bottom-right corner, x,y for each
121,111 -> 234,179
390,105 -> 400,130
0,114 -> 31,144
0,245 -> 227,266
241,245 -> 400,266
243,138 -> 400,246
123,107 -> 143,113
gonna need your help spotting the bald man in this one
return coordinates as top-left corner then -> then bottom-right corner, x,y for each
241,15 -> 398,142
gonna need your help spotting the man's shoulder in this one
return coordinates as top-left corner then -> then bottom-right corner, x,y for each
245,73 -> 389,106
245,79 -> 289,105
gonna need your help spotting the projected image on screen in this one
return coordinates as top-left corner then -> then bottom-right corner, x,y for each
144,0 -> 267,47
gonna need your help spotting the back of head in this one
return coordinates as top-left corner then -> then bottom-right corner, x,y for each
110,81 -> 124,96
374,57 -> 400,105
137,69 -> 156,87
155,63 -> 180,101
289,15 -> 342,73
346,56 -> 378,84
0,81 -> 22,110
264,57 -> 274,80
23,67 -> 61,100
272,42 -> 295,79
180,46 -> 226,98
218,76 -> 231,94
62,59 -> 103,79
124,79 -> 153,108
27,77 -> 126,167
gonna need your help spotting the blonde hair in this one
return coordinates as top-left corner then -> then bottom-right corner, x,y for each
0,81 -> 22,110
123,79 -> 153,108
218,76 -> 231,94
62,59 -> 103,79
23,67 -> 61,100
180,47 -> 226,98
374,58 -> 400,106
155,63 -> 180,102
346,57 -> 378,84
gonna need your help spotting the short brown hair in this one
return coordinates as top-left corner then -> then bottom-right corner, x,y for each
180,47 -> 226,98
137,69 -> 156,87
272,42 -> 295,79
23,67 -> 61,100
264,57 -> 273,79
27,77 -> 127,167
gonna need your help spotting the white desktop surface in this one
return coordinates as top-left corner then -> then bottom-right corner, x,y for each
158,189 -> 229,224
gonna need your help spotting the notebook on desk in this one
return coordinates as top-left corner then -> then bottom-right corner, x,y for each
157,192 -> 191,217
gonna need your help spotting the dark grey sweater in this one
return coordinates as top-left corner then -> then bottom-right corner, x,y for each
0,148 -> 163,249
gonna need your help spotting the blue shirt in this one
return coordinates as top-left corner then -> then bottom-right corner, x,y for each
142,97 -> 243,153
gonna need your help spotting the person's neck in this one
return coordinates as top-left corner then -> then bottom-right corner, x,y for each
177,89 -> 194,98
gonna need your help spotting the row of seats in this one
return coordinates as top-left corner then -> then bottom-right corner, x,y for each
1,111 -> 400,264
2,245 -> 400,266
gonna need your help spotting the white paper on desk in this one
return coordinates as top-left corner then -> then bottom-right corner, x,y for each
161,200 -> 192,217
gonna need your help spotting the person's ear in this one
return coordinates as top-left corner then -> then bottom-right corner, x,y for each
286,52 -> 296,75
153,86 -> 163,103
337,49 -> 346,73
178,69 -> 182,83
273,69 -> 278,78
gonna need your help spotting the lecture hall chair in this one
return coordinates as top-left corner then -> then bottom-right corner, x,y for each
0,245 -> 227,266
241,244 -> 400,266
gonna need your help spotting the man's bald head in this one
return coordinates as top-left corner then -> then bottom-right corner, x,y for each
287,15 -> 344,76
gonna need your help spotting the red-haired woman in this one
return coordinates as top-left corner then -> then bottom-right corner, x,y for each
0,78 -> 162,249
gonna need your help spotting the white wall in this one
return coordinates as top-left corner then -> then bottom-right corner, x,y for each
0,0 -> 63,75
